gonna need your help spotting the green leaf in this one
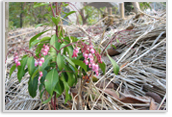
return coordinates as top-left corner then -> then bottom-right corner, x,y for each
111,44 -> 117,49
9,64 -> 16,78
107,54 -> 119,75
63,55 -> 78,74
62,2 -> 69,7
40,70 -> 47,84
33,2 -> 49,8
31,68 -> 39,80
54,79 -> 64,96
64,55 -> 75,67
40,37 -> 51,42
98,62 -> 106,75
27,57 -> 36,76
49,34 -> 60,61
17,56 -> 28,82
56,53 -> 64,71
29,29 -> 50,49
52,17 -> 61,26
64,11 -> 76,18
35,24 -> 43,28
60,73 -> 71,103
31,39 -> 40,47
64,66 -> 75,87
72,59 -> 87,72
39,55 -> 52,71
66,46 -> 73,58
45,69 -> 59,96
116,39 -> 120,43
35,44 -> 43,57
28,76 -> 38,98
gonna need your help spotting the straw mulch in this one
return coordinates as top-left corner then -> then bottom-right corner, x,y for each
5,9 -> 166,110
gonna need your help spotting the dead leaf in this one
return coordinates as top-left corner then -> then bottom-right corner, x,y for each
103,89 -> 119,99
120,62 -> 129,71
145,92 -> 162,103
149,99 -> 158,110
120,95 -> 150,103
96,81 -> 114,89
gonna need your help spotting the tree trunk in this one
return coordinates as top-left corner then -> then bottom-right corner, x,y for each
20,3 -> 23,28
132,2 -> 141,14
5,2 -> 9,57
120,2 -> 125,19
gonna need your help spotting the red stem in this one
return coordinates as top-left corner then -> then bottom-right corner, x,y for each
54,92 -> 56,110
49,3 -> 55,17
51,98 -> 54,108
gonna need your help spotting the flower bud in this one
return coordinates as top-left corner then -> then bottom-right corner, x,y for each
16,61 -> 21,66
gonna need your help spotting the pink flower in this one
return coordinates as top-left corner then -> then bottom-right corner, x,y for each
72,47 -> 80,58
88,53 -> 93,59
85,60 -> 89,65
89,64 -> 92,68
95,64 -> 99,70
83,53 -> 88,59
89,45 -> 93,49
90,48 -> 95,54
16,61 -> 21,67
40,57 -> 44,63
92,63 -> 95,70
89,58 -> 94,63
38,76 -> 41,81
43,52 -> 46,56
35,60 -> 38,66
38,61 -> 42,66
39,71 -> 43,77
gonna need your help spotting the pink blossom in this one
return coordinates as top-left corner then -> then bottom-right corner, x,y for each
89,64 -> 92,68
38,61 -> 42,66
40,57 -> 44,63
35,60 -> 38,66
85,60 -> 89,65
16,61 -> 21,67
38,76 -> 41,81
90,48 -> 95,54
39,71 -> 43,76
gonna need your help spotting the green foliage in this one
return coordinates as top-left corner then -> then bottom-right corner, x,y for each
29,29 -> 50,49
139,2 -> 152,10
45,68 -> 59,96
17,55 -> 28,82
27,56 -> 36,76
9,2 -> 120,107
107,54 -> 119,75
9,64 -> 16,78
98,62 -> 106,75
28,76 -> 38,98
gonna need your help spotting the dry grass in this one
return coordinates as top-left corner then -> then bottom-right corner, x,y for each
5,9 -> 166,110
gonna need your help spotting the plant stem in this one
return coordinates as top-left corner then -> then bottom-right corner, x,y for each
55,2 -> 58,37
49,3 -> 55,17
51,97 -> 54,109
54,92 -> 56,110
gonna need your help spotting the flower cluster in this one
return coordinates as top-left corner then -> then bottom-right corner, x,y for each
14,52 -> 21,67
72,47 -> 79,58
41,44 -> 49,56
35,44 -> 49,81
35,57 -> 44,66
73,42 -> 102,76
